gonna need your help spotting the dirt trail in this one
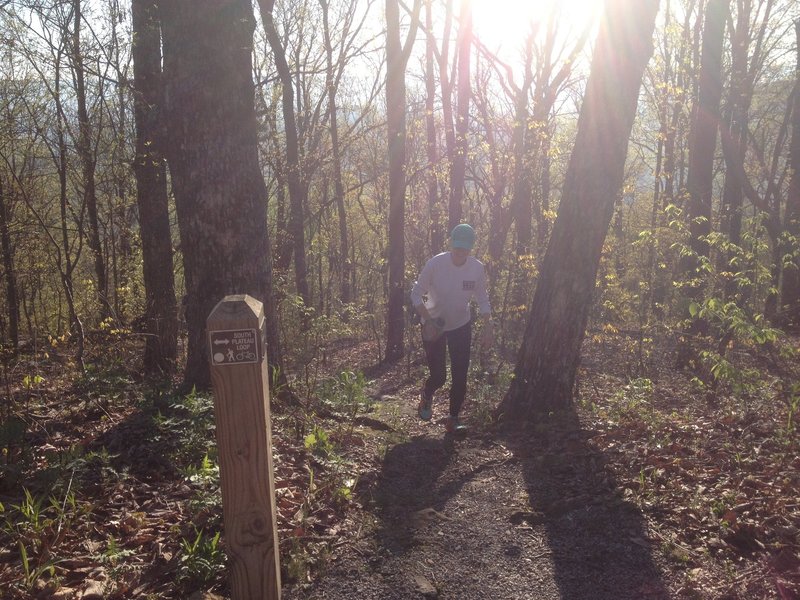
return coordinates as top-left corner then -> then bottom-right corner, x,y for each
284,392 -> 673,600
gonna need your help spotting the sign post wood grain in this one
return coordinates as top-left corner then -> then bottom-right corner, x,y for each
207,294 -> 281,599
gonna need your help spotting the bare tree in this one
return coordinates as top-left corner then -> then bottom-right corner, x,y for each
321,0 -> 350,306
648,0 -> 697,316
3,2 -> 89,368
102,0 -> 135,323
384,0 -> 421,361
447,0 -> 471,229
317,0 -> 374,308
72,0 -> 109,318
423,0 -> 444,253
131,0 -> 178,374
0,173 -> 18,352
682,0 -> 727,290
471,50 -> 516,285
718,0 -> 777,289
258,0 -> 311,308
780,19 -> 800,317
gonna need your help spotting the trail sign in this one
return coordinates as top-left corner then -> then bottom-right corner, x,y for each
209,328 -> 259,365
207,295 -> 281,599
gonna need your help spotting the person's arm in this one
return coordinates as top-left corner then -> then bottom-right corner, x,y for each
410,258 -> 434,321
411,259 -> 445,341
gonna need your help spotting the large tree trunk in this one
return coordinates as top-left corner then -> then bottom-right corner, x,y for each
781,19 -> 800,317
499,0 -> 659,421
161,0 -> 281,391
131,0 -> 178,375
682,0 -> 727,282
258,0 -> 311,307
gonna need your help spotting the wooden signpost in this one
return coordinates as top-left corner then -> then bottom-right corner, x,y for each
207,295 -> 281,599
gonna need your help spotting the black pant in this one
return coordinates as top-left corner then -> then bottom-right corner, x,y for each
422,320 -> 472,418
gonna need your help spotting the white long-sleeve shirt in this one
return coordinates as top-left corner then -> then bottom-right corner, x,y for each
410,252 -> 491,332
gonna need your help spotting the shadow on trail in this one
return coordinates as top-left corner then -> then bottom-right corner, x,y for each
502,415 -> 670,599
371,434 -> 456,553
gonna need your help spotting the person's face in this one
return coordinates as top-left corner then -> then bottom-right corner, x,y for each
450,246 -> 470,266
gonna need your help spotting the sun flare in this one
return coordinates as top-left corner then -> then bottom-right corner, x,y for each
470,0 -> 601,53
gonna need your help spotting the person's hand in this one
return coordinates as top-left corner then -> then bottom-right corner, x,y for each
479,321 -> 494,351
422,318 -> 444,342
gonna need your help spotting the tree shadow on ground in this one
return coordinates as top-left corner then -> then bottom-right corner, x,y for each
358,429 -> 553,600
501,414 -> 671,599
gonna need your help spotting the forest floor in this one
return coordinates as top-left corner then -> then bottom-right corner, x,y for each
282,333 -> 800,600
0,330 -> 798,599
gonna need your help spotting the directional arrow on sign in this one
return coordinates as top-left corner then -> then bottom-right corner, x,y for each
214,339 -> 231,345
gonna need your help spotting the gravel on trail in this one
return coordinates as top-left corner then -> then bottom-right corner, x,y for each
284,403 -> 672,600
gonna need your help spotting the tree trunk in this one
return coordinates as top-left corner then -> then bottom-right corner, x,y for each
682,0 -> 726,281
320,0 -> 351,307
473,58 -> 509,289
511,19 -> 589,305
384,0 -> 421,362
424,0 -> 444,254
510,35 -> 535,259
781,19 -> 800,316
109,0 -> 132,322
662,0 -> 694,211
718,0 -> 750,270
505,34 -> 537,316
258,0 -> 311,307
161,0 -> 281,391
0,175 -> 19,353
536,128 -> 553,252
448,0 -> 472,230
438,0 -> 456,200
131,0 -> 178,375
653,1 -> 695,313
385,0 -> 406,361
73,0 -> 109,319
266,92 -> 292,276
55,59 -> 86,371
499,0 -> 659,420
646,0 -> 670,319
